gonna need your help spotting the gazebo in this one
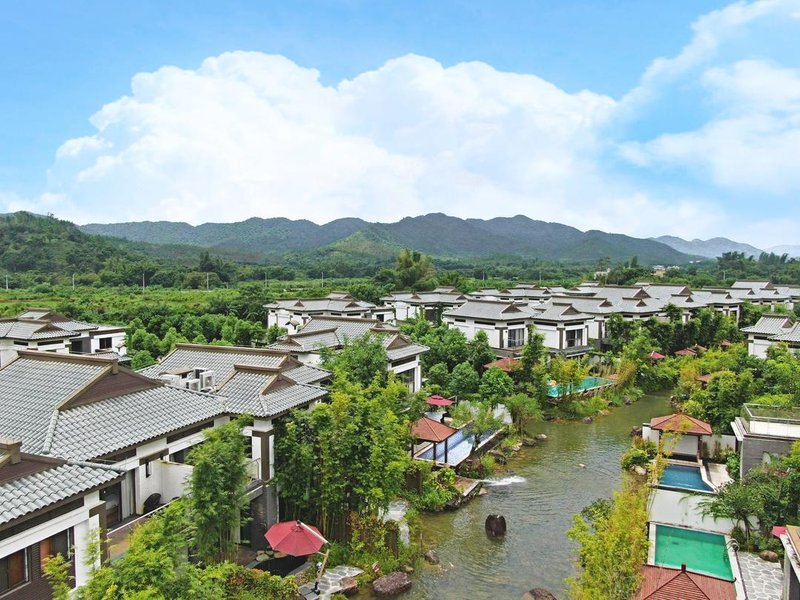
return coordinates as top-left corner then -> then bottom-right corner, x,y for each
411,416 -> 458,464
675,347 -> 697,357
648,413 -> 712,458
647,351 -> 665,361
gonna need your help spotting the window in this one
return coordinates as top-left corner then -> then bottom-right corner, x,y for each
0,548 -> 29,593
507,328 -> 525,348
39,530 -> 73,572
99,337 -> 112,350
144,461 -> 152,478
566,329 -> 583,348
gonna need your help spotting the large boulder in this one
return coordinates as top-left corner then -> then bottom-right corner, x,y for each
338,576 -> 359,596
373,572 -> 413,596
521,588 -> 558,600
759,550 -> 780,562
535,433 -> 548,441
485,514 -> 507,538
630,426 -> 643,437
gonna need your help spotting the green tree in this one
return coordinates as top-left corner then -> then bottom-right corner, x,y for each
519,328 -> 546,381
265,323 -> 288,344
425,362 -> 450,391
187,419 -> 250,564
504,393 -> 543,435
479,367 -> 514,406
320,333 -> 388,387
567,477 -> 649,599
448,361 -> 480,398
43,554 -> 73,600
395,249 -> 435,289
468,330 -> 497,372
130,350 -> 156,370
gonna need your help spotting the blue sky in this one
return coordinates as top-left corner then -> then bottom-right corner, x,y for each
1,0 -> 799,247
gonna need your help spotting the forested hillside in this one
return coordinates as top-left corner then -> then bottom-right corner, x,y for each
82,212 -> 694,264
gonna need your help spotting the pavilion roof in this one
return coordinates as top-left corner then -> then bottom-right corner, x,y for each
410,417 -> 457,443
650,413 -> 712,436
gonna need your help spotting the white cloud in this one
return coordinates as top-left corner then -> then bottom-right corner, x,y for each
3,0 -> 799,249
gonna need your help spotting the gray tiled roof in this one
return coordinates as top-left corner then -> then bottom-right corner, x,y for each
265,295 -> 376,312
48,385 -> 226,460
530,304 -> 592,322
771,323 -> 800,343
0,459 -> 121,526
0,357 -> 107,453
219,371 -> 327,417
386,343 -> 429,362
741,315 -> 795,336
0,320 -> 80,341
284,364 -> 331,385
139,345 -> 289,383
444,300 -> 532,321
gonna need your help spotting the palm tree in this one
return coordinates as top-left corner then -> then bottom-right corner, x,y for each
698,480 -> 760,548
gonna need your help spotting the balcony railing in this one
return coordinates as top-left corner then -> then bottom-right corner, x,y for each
742,404 -> 800,425
107,499 -> 179,562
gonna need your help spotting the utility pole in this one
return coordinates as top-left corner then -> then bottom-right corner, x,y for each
72,273 -> 75,290
206,272 -> 210,291
321,271 -> 324,288
4,275 -> 8,291
142,272 -> 145,292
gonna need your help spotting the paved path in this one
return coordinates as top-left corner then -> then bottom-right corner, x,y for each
738,552 -> 783,600
298,565 -> 364,600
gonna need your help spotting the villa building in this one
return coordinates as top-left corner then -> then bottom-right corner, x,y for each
527,303 -> 594,356
267,316 -> 428,392
741,314 -> 798,358
380,287 -> 467,323
0,438 -> 123,599
265,292 -> 378,333
0,309 -> 126,367
731,404 -> 800,478
443,299 -> 532,352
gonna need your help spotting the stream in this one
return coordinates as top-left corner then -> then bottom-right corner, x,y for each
382,393 -> 671,599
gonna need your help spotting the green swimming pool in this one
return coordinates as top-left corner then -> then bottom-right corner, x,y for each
547,376 -> 613,397
654,525 -> 733,580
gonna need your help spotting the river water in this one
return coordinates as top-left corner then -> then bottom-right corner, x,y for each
394,393 -> 671,600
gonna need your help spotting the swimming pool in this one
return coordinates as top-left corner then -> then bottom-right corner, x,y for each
654,525 -> 733,580
547,376 -> 613,398
416,427 -> 496,466
660,464 -> 714,492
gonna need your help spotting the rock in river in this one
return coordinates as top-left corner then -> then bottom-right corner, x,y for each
373,572 -> 412,596
521,589 -> 558,600
485,514 -> 507,537
535,433 -> 548,441
582,416 -> 593,424
339,576 -> 359,596
424,549 -> 440,565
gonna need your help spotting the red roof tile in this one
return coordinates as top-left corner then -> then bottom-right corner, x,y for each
635,565 -> 735,600
650,413 -> 712,436
411,417 -> 457,443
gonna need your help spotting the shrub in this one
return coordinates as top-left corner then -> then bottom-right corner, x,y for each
621,448 -> 650,471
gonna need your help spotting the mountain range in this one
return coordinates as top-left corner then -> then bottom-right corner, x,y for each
652,236 -> 763,259
82,213 -> 695,264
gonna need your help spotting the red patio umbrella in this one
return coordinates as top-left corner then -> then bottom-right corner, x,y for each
647,351 -> 665,360
426,395 -> 454,406
265,520 -> 327,557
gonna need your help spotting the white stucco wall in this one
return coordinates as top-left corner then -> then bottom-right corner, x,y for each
649,488 -> 735,534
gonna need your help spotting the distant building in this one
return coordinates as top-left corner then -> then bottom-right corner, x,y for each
265,292 -> 379,333
380,287 -> 467,322
268,316 -> 428,391
0,309 -> 126,367
443,299 -> 532,352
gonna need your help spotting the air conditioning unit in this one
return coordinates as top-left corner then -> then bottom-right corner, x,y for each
160,374 -> 181,387
184,378 -> 201,392
200,370 -> 215,390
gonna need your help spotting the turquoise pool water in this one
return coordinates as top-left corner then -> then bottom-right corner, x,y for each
660,464 -> 714,492
654,525 -> 733,580
547,376 -> 613,397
